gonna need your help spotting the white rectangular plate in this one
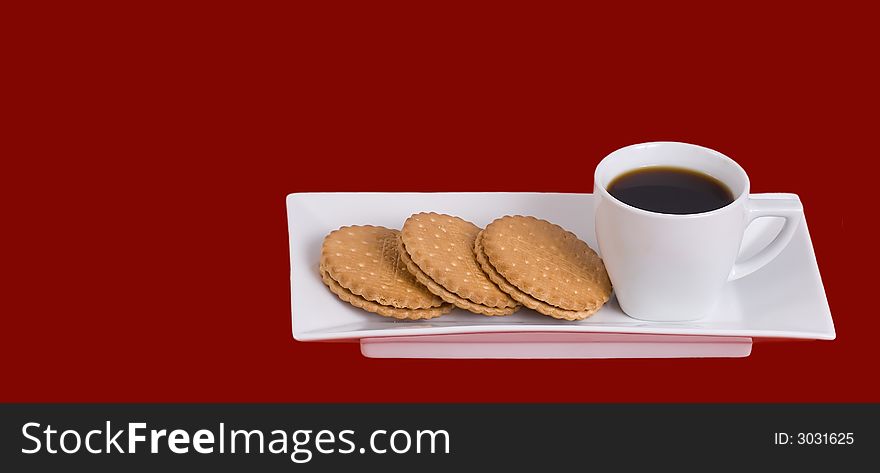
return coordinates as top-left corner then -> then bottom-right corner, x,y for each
287,193 -> 835,343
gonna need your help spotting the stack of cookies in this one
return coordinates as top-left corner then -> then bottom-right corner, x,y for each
319,213 -> 612,321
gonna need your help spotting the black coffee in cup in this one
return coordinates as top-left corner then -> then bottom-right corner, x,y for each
607,166 -> 734,215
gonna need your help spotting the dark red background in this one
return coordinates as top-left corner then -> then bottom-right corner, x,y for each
3,2 -> 872,402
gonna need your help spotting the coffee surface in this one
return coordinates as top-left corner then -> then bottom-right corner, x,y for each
607,166 -> 734,215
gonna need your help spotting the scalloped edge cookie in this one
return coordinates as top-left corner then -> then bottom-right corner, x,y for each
400,212 -> 516,309
321,225 -> 444,309
481,215 -> 611,311
398,237 -> 518,316
475,231 -> 600,321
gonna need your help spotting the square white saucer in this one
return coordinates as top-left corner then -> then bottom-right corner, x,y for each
286,193 -> 834,358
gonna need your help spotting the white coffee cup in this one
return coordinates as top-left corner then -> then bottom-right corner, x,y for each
594,142 -> 803,321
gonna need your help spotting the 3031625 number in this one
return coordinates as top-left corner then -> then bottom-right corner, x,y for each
773,432 -> 854,445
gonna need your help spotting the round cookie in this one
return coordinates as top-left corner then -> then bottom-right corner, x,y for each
320,267 -> 453,320
474,231 -> 599,321
480,216 -> 612,312
400,212 -> 517,309
398,237 -> 518,316
321,225 -> 444,309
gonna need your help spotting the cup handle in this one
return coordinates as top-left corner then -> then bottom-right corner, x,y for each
728,193 -> 803,281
